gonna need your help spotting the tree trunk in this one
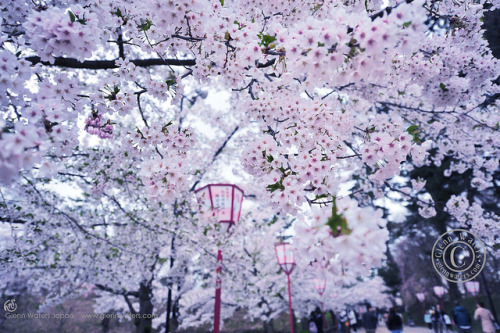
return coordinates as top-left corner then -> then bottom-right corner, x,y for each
136,282 -> 154,333
301,316 -> 309,331
328,310 -> 338,332
292,310 -> 298,333
263,318 -> 275,333
170,295 -> 180,332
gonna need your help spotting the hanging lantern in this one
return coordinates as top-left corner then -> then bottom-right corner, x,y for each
275,243 -> 296,275
433,286 -> 445,298
275,243 -> 297,333
194,183 -> 244,333
195,184 -> 244,231
465,281 -> 480,296
313,278 -> 326,296
416,293 -> 425,302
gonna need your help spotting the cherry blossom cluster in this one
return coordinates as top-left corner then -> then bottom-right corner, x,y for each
294,198 -> 389,280
0,50 -> 32,109
241,96 -> 433,214
1,0 -> 500,329
144,72 -> 183,104
23,5 -> 102,63
127,123 -> 196,203
84,113 -> 113,139
445,194 -> 500,246
0,122 -> 46,183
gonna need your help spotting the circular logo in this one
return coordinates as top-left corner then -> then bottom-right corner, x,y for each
4,299 -> 17,313
432,229 -> 486,283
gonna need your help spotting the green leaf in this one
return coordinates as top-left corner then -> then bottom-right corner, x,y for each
406,125 -> 419,134
266,179 -> 285,193
267,216 -> 278,226
402,21 -> 412,28
406,125 -> 421,143
267,155 -> 274,163
326,197 -> 351,236
158,257 -> 169,264
234,20 -> 246,30
258,34 -> 276,48
69,11 -> 76,23
219,0 -> 224,5
439,83 -> 449,92
138,19 -> 152,31
314,193 -> 329,200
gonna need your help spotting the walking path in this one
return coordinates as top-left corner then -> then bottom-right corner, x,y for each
327,327 -> 434,333
365,326 -> 431,333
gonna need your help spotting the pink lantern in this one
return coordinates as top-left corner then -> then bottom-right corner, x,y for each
313,278 -> 326,296
416,293 -> 425,302
313,277 -> 327,331
275,243 -> 296,333
275,243 -> 296,275
433,286 -> 445,308
465,281 -> 479,296
433,286 -> 445,298
195,183 -> 244,231
195,183 -> 244,333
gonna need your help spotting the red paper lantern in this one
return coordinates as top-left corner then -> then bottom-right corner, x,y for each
195,183 -> 244,231
195,183 -> 244,333
275,243 -> 296,275
313,278 -> 326,296
433,286 -> 445,297
465,281 -> 479,296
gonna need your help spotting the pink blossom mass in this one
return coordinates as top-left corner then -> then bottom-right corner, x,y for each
0,0 -> 499,331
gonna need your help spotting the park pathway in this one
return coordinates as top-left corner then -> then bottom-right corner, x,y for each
360,326 -> 431,333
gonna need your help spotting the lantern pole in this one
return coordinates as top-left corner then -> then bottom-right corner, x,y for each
275,243 -> 296,333
433,286 -> 445,309
287,274 -> 294,333
466,281 -> 480,305
416,293 -> 426,317
314,278 -> 326,332
214,249 -> 223,333
321,298 -> 325,332
195,184 -> 244,333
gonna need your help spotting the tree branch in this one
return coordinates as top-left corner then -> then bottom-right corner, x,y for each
190,126 -> 239,191
25,56 -> 196,70
95,284 -> 139,298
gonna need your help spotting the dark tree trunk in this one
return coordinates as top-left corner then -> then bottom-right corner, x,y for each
293,310 -> 298,333
101,317 -> 110,333
329,310 -> 338,332
170,295 -> 180,332
165,236 -> 176,333
263,318 -> 275,333
136,282 -> 154,333
301,316 -> 309,331
165,288 -> 173,332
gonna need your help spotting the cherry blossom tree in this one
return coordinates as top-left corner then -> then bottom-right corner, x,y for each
1,0 -> 499,331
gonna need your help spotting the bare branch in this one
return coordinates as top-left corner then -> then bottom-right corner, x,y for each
25,56 -> 196,70
190,126 -> 239,191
